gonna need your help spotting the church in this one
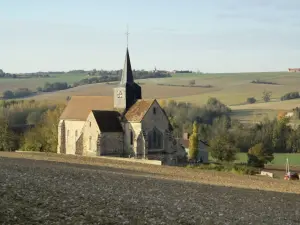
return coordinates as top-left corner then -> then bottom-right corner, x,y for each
57,47 -> 187,165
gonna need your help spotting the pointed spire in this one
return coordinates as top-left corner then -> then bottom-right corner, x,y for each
120,48 -> 134,85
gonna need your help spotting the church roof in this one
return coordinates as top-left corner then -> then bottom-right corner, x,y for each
119,48 -> 134,85
125,99 -> 155,122
60,96 -> 113,120
91,110 -> 123,132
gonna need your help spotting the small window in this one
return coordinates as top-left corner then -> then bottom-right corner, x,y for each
153,107 -> 156,115
89,121 -> 92,127
130,130 -> 134,145
89,136 -> 92,150
75,130 -> 78,137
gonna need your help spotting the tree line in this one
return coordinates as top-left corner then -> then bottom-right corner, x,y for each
73,71 -> 171,87
162,98 -> 300,167
1,97 -> 300,169
2,82 -> 70,99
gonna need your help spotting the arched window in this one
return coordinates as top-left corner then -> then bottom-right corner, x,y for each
89,136 -> 92,151
130,130 -> 134,145
153,107 -> 156,115
75,130 -> 78,137
148,127 -> 163,149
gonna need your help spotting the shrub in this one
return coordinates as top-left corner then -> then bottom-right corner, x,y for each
3,90 -> 14,99
246,97 -> 256,104
3,88 -> 33,99
231,164 -> 258,175
262,90 -> 272,102
209,134 -> 239,162
188,122 -> 199,160
247,143 -> 274,168
189,80 -> 196,86
187,163 -> 258,175
280,92 -> 300,101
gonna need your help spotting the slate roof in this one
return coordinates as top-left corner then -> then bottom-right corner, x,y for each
60,96 -> 113,120
91,110 -> 123,132
124,99 -> 155,122
120,48 -> 134,85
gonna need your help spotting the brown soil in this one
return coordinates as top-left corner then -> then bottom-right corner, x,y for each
1,152 -> 300,224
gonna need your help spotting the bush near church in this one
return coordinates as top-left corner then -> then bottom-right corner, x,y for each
247,143 -> 274,168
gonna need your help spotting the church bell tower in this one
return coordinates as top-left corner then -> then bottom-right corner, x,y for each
114,47 -> 142,111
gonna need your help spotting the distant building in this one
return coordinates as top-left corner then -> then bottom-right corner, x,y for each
180,132 -> 209,163
285,112 -> 294,118
288,68 -> 300,72
172,70 -> 193,74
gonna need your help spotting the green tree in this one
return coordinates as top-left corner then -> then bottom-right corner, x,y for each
3,90 -> 14,99
0,116 -> 15,151
287,126 -> 300,153
26,111 -> 42,125
262,90 -> 272,102
246,97 -> 256,104
209,134 -> 239,162
21,105 -> 65,152
188,121 -> 199,160
247,143 -> 274,168
272,117 -> 291,152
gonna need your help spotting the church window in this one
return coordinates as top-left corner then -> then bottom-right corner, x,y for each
153,107 -> 156,115
148,127 -> 163,149
89,121 -> 92,127
89,136 -> 92,151
75,130 -> 78,137
130,130 -> 134,145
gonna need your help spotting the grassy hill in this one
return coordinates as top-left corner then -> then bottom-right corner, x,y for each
2,71 -> 300,122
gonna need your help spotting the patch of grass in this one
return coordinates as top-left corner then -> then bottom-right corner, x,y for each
234,153 -> 300,166
187,163 -> 258,175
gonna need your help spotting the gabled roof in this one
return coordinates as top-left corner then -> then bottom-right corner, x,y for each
60,96 -> 113,120
120,48 -> 134,85
124,99 -> 155,122
91,110 -> 123,132
180,139 -> 209,149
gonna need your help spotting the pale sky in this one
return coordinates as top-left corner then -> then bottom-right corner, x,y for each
1,0 -> 300,73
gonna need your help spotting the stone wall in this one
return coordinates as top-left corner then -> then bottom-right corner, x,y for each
141,101 -> 186,162
57,120 -> 66,154
64,120 -> 85,155
81,113 -> 100,157
75,133 -> 84,155
99,132 -> 124,156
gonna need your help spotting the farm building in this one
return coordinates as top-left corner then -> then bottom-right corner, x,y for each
180,133 -> 209,163
288,68 -> 300,72
57,47 -> 186,165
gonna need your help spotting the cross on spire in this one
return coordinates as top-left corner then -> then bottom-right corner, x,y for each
125,25 -> 129,48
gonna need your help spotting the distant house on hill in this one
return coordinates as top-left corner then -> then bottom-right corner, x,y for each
288,68 -> 300,72
180,133 -> 209,163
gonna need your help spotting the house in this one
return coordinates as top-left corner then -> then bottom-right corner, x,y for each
288,68 -> 300,72
57,47 -> 187,165
180,133 -> 209,163
285,112 -> 294,118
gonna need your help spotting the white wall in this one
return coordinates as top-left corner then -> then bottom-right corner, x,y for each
82,113 -> 100,156
64,120 -> 85,155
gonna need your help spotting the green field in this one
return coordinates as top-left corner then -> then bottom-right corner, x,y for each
0,73 -> 86,92
234,153 -> 300,166
2,71 -> 300,122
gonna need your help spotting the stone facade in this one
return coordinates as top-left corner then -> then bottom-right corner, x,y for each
57,47 -> 187,165
58,102 -> 186,165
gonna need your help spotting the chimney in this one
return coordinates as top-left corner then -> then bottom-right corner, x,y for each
183,132 -> 190,140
